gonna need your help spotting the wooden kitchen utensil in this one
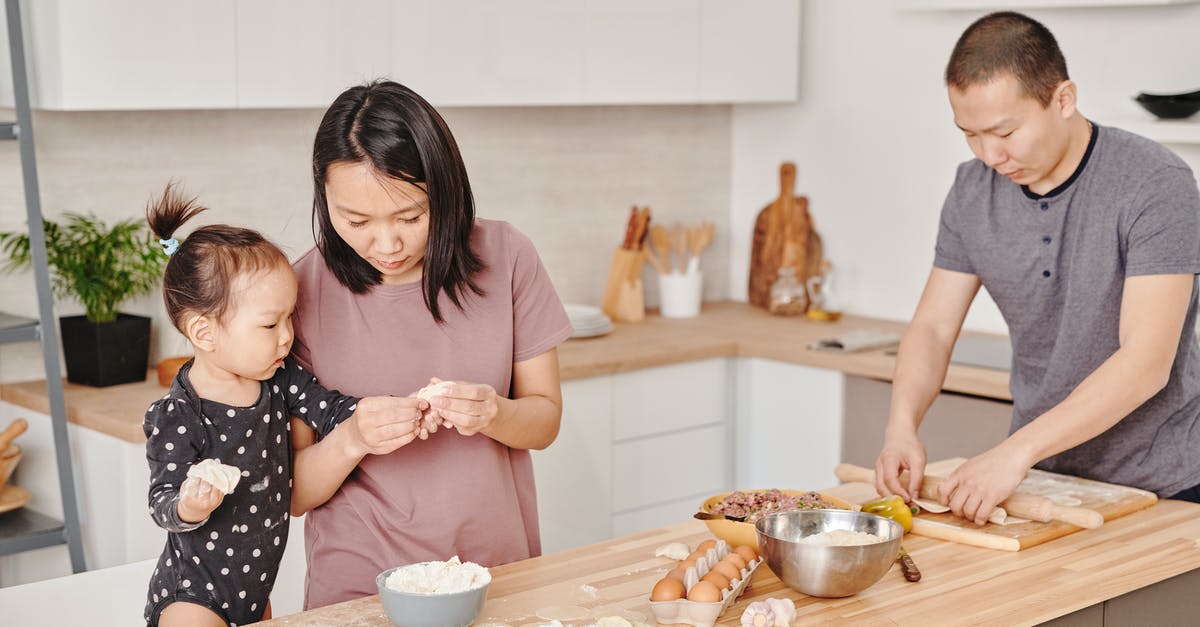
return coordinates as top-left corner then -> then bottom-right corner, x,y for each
748,162 -> 823,308
0,418 -> 27,453
835,459 -> 1157,551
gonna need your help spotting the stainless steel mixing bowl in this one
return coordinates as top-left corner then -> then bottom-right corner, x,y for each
756,509 -> 903,597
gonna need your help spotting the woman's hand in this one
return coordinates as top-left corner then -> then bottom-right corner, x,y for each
177,476 -> 224,523
423,377 -> 502,436
936,443 -> 1033,525
875,429 -> 927,503
347,396 -> 427,456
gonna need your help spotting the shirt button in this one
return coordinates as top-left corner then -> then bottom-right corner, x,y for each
1040,202 -> 1049,211
1042,270 -> 1051,277
1042,236 -> 1052,244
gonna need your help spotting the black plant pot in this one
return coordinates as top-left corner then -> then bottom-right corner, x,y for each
58,313 -> 151,387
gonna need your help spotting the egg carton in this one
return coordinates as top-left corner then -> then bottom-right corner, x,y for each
648,540 -> 764,627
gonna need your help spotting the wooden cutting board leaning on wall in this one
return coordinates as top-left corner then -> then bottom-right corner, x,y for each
748,162 -> 823,308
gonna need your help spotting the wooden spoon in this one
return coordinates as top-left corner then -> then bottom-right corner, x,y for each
650,225 -> 673,273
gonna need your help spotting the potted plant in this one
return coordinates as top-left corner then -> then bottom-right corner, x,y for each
0,212 -> 165,387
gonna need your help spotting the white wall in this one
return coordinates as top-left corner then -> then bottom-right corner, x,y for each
730,2 -> 1200,334
0,104 -> 732,382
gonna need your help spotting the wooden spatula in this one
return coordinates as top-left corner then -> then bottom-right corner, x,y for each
650,225 -> 672,274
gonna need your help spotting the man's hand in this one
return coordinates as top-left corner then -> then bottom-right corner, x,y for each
875,430 -> 927,502
177,476 -> 224,523
346,396 -> 427,457
936,443 -> 1033,525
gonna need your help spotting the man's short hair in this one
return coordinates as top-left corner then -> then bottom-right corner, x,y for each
945,11 -> 1069,107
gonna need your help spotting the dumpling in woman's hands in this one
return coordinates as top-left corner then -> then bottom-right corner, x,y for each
415,379 -> 456,403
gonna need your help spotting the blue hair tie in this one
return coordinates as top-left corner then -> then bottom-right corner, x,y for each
159,237 -> 180,256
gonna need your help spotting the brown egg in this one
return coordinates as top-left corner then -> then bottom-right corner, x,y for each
687,580 -> 723,603
734,544 -> 759,563
701,571 -> 730,590
679,557 -> 699,571
721,553 -> 747,570
650,577 -> 686,601
710,560 -> 740,582
665,566 -> 688,583
687,549 -> 708,562
696,539 -> 718,553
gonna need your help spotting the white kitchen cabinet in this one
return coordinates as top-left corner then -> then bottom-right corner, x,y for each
3,0 -> 800,110
532,358 -> 734,551
612,358 -> 730,441
530,376 -> 613,555
698,0 -> 800,103
734,358 -> 844,490
235,0 -> 391,108
612,494 -> 702,537
581,0 -> 699,105
612,424 -> 728,512
406,0 -> 587,107
8,0 -> 237,110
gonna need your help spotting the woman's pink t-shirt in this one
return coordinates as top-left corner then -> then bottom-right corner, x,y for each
291,219 -> 572,609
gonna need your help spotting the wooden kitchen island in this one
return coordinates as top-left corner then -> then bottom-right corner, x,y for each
258,481 -> 1200,627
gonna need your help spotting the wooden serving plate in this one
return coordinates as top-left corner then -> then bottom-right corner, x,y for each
0,484 -> 31,514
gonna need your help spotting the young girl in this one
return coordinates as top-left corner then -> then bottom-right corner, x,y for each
142,184 -> 427,627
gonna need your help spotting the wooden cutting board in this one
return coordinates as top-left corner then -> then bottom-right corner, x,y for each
747,162 -> 823,308
841,458 -> 1159,551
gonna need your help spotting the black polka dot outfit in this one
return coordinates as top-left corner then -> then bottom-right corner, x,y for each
142,358 -> 358,627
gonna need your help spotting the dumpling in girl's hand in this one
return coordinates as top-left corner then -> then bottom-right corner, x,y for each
186,459 -> 242,495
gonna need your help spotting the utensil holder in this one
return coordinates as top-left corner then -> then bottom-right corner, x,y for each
601,247 -> 645,322
658,270 -> 703,318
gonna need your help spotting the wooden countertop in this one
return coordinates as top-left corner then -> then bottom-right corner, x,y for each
259,479 -> 1200,627
0,301 -> 1011,444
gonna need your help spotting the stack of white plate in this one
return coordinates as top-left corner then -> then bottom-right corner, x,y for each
564,304 -> 613,339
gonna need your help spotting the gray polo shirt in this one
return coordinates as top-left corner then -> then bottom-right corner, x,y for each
934,123 -> 1200,496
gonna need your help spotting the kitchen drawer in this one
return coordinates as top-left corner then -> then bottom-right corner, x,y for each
612,424 -> 728,512
613,358 -> 731,441
612,495 -> 706,537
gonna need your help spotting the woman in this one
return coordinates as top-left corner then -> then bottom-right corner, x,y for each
288,81 -> 572,608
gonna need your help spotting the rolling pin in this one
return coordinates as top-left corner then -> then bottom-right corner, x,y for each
0,418 -> 28,455
834,463 -> 1105,529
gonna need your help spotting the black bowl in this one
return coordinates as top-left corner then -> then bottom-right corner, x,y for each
1135,89 -> 1200,120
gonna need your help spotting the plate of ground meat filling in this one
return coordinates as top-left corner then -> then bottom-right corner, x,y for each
699,489 -> 856,548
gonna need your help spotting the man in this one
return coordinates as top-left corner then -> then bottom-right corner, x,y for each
874,11 -> 1200,524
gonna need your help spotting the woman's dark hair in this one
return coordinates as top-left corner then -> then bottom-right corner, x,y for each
311,80 -> 485,323
945,11 -> 1069,107
146,182 -> 289,332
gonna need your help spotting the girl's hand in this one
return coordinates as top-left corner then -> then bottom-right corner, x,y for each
424,377 -> 502,436
177,476 -> 224,523
348,396 -> 426,456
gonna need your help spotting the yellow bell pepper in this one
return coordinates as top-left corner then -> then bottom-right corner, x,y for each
861,495 -> 915,533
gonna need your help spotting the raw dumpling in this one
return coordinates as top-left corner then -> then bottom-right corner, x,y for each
415,380 -> 456,402
186,459 -> 242,495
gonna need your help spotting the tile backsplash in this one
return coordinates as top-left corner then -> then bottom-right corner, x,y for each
0,104 -> 731,383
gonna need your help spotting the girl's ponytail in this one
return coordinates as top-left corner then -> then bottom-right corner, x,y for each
145,181 -> 207,258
